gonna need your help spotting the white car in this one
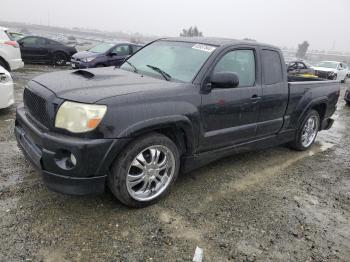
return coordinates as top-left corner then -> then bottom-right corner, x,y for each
312,61 -> 348,82
0,66 -> 14,109
0,26 -> 24,71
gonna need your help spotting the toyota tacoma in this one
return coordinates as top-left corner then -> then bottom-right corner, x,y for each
15,37 -> 340,207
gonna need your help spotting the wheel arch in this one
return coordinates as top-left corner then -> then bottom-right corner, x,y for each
297,97 -> 328,127
96,116 -> 196,175
118,116 -> 196,156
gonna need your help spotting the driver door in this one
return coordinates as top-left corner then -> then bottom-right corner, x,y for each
108,44 -> 131,66
199,48 -> 262,152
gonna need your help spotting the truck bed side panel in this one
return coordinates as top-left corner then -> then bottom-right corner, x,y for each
284,81 -> 340,130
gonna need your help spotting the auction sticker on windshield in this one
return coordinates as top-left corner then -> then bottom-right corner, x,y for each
192,44 -> 216,53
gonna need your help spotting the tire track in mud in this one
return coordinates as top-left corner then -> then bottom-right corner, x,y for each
193,141 -> 336,213
156,206 -> 226,261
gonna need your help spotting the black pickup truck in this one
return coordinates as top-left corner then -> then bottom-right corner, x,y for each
15,37 -> 340,207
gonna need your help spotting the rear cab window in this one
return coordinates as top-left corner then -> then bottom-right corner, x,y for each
261,49 -> 283,85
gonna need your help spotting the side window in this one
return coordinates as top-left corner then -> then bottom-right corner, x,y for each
131,45 -> 142,53
213,49 -> 256,87
35,38 -> 47,45
297,62 -> 307,69
21,37 -> 37,45
112,45 -> 130,56
288,62 -> 297,70
262,49 -> 283,85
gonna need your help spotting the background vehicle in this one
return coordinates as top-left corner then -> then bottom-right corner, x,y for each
286,59 -> 315,76
345,87 -> 350,105
0,66 -> 14,109
0,26 -> 24,71
15,38 -> 340,207
312,61 -> 348,82
18,36 -> 77,66
71,42 -> 142,69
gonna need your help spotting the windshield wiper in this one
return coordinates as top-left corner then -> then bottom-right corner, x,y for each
146,65 -> 171,81
124,60 -> 138,73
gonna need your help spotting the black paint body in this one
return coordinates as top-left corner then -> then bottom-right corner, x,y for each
14,37 -> 340,195
18,36 -> 77,64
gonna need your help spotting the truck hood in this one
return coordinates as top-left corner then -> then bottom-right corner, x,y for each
311,66 -> 337,73
32,67 -> 178,103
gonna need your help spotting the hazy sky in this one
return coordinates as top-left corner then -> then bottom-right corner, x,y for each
1,0 -> 349,52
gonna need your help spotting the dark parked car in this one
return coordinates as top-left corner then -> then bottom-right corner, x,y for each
15,37 -> 340,207
71,42 -> 142,69
18,36 -> 77,66
345,87 -> 350,105
286,59 -> 315,75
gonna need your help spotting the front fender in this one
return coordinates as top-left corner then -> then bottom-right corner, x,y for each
119,115 -> 196,154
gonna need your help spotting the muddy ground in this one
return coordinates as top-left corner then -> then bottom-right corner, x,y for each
0,65 -> 349,262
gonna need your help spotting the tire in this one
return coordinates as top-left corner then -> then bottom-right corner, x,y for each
289,110 -> 320,151
108,132 -> 180,208
95,64 -> 105,68
53,52 -> 67,66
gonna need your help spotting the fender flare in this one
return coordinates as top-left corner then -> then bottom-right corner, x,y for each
118,115 -> 196,154
297,96 -> 328,126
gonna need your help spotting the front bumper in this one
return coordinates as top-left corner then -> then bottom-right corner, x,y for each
9,58 -> 24,71
15,104 -> 130,195
71,59 -> 91,69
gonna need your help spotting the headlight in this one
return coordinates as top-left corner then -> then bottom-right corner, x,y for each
0,72 -> 11,83
55,101 -> 107,133
82,57 -> 95,63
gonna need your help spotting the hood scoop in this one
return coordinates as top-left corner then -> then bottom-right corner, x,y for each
73,69 -> 95,79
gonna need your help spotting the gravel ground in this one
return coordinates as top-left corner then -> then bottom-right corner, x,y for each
0,65 -> 349,262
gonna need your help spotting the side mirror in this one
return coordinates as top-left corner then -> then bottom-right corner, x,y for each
211,72 -> 239,89
108,52 -> 117,57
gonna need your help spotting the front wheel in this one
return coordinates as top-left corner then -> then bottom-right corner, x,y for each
53,52 -> 67,66
108,133 -> 180,208
289,110 -> 320,151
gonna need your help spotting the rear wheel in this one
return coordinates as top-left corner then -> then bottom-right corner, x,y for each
53,52 -> 67,66
289,110 -> 320,151
108,133 -> 180,208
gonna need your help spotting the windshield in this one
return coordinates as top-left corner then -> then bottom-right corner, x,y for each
316,61 -> 338,69
89,43 -> 114,53
120,41 -> 216,82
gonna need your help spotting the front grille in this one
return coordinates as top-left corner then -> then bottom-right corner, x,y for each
23,88 -> 51,127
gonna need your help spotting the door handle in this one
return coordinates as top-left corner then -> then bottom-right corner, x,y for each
250,95 -> 261,103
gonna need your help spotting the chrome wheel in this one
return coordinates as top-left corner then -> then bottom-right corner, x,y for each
126,145 -> 175,202
301,116 -> 318,148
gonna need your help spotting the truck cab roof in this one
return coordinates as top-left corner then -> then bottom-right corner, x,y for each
161,37 -> 279,50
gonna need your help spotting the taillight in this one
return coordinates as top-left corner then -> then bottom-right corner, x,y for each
4,41 -> 19,48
